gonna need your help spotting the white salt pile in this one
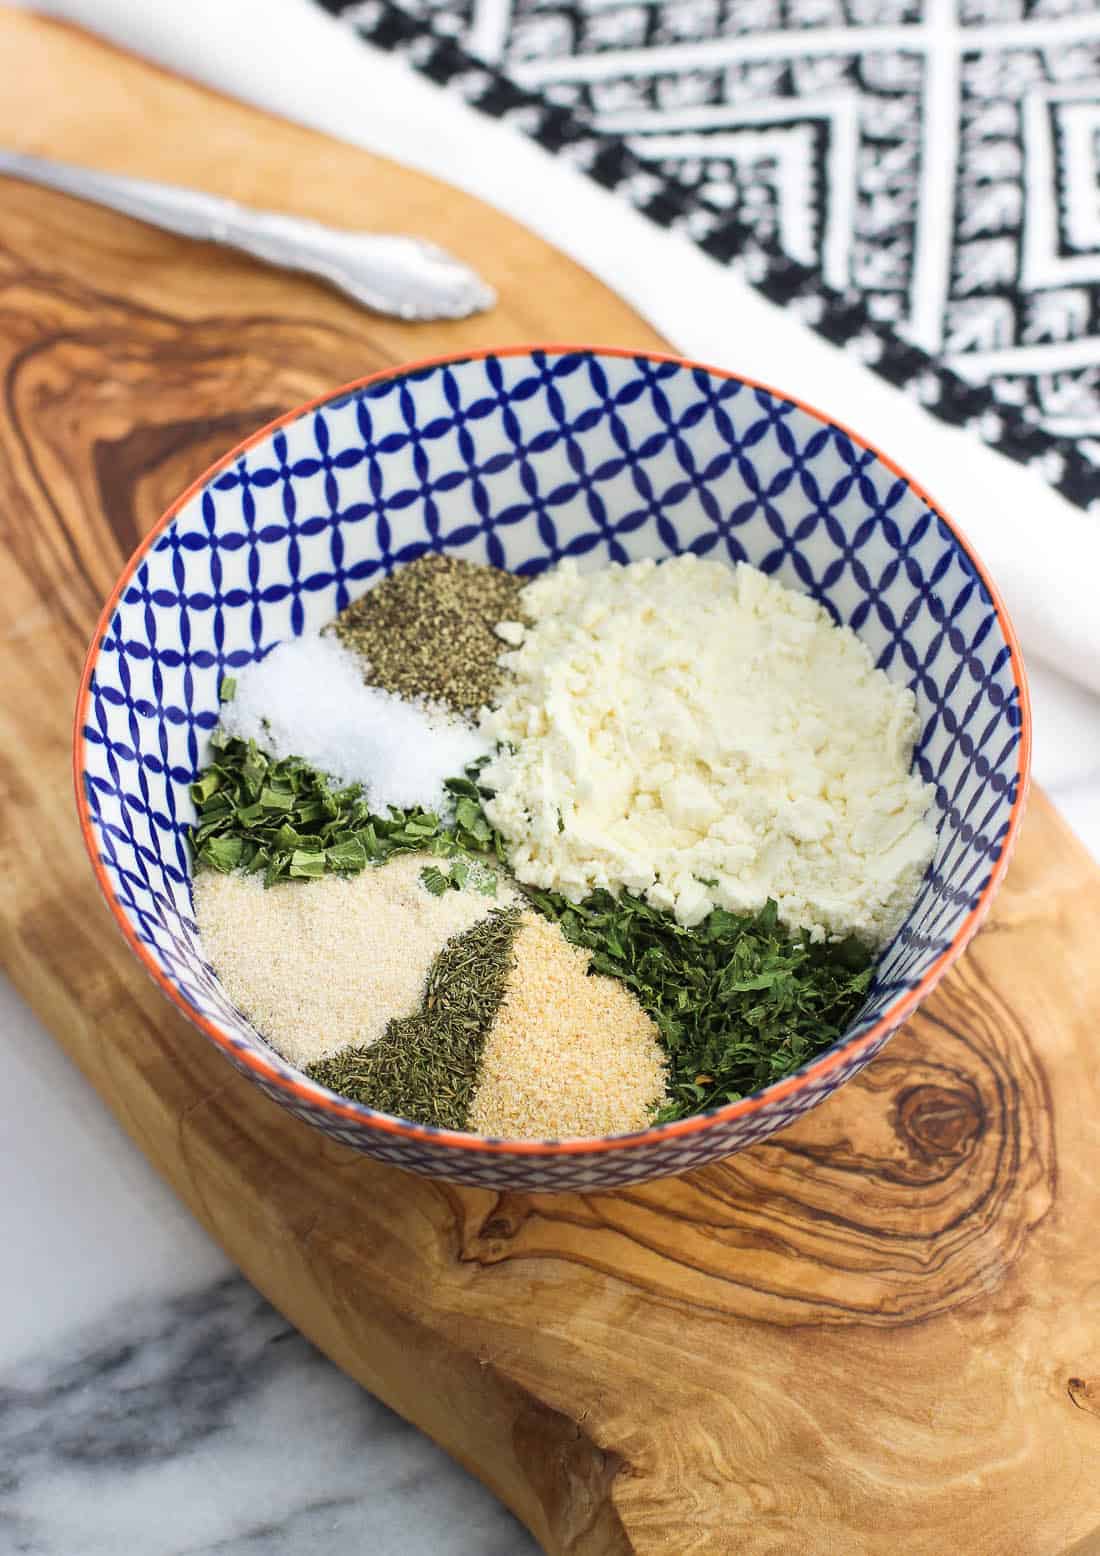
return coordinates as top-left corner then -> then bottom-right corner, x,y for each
220,634 -> 488,814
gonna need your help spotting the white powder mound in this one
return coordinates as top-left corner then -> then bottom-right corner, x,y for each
480,555 -> 937,947
194,852 -> 515,1067
221,633 -> 488,814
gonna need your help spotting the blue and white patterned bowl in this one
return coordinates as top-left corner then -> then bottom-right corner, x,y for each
75,348 -> 1030,1192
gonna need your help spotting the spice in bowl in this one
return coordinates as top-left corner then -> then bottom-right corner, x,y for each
468,912 -> 669,1139
190,553 -> 935,1139
330,552 -> 526,715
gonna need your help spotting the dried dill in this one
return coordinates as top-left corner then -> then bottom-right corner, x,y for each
306,907 -> 521,1128
329,553 -> 526,714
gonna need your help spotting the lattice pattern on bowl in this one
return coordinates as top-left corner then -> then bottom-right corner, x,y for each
76,348 -> 1029,1190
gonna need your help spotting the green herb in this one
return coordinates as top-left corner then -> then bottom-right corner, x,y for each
420,865 -> 449,897
201,835 -> 244,874
326,837 -> 368,873
191,771 -> 221,805
289,849 -> 327,879
188,738 -> 502,890
420,858 -> 500,899
219,675 -> 237,703
528,888 -> 874,1123
306,907 -> 521,1127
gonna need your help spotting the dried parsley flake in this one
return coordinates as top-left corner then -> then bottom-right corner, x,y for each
528,888 -> 873,1123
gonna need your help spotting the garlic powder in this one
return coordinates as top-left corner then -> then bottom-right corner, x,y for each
194,853 -> 515,1067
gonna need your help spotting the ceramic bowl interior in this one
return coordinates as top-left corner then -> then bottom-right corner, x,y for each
76,347 -> 1029,1191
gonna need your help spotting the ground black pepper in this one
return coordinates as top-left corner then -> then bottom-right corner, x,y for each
330,553 -> 526,715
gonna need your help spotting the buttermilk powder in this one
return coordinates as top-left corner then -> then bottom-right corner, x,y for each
481,555 -> 936,945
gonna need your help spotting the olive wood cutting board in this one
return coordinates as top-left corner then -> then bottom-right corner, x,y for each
1,12 -> 1098,1554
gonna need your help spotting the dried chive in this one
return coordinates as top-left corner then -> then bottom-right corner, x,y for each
420,866 -> 449,897
306,907 -> 522,1128
188,739 -> 501,890
329,552 -> 526,714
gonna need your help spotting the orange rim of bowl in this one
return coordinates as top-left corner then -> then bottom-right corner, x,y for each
73,344 -> 1033,1157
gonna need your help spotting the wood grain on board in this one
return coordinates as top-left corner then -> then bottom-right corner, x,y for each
0,12 -> 1098,1555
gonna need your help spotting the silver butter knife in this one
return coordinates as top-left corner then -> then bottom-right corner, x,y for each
0,149 -> 496,322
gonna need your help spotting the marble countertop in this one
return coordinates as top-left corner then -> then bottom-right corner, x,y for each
5,656 -> 1100,1555
2,987 -> 535,1555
